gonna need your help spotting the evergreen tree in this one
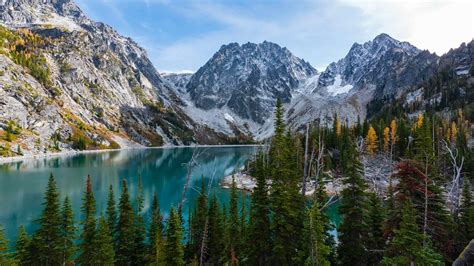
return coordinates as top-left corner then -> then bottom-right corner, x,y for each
165,208 -> 185,266
391,160 -> 454,261
337,145 -> 369,266
248,151 -> 271,265
304,200 -> 330,266
33,173 -> 63,265
458,178 -> 474,247
78,175 -> 97,265
116,179 -> 135,265
61,196 -> 76,265
148,192 -> 164,264
188,176 -> 208,260
106,185 -> 117,240
207,194 -> 225,265
239,192 -> 248,252
269,101 -> 305,265
314,173 -> 337,265
228,176 -> 241,263
382,201 -> 443,265
366,193 -> 385,265
133,175 -> 147,264
93,216 -> 115,265
14,225 -> 30,265
0,225 -> 11,265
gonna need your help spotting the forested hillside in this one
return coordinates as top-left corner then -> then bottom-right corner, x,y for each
0,100 -> 472,265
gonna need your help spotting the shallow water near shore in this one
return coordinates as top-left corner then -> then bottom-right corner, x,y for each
0,146 -> 340,240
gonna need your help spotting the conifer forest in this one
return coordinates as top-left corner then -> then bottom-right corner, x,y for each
0,99 -> 472,266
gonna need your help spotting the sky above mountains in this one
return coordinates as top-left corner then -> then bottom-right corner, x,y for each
75,0 -> 473,73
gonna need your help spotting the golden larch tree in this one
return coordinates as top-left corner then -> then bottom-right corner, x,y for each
336,116 -> 342,137
365,125 -> 378,155
450,121 -> 457,143
390,119 -> 397,145
414,113 -> 424,130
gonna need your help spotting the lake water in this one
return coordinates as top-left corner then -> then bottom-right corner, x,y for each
0,146 -> 340,241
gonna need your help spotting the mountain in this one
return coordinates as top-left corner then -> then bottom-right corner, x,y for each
0,0 -> 471,157
287,33 -> 442,130
367,40 -> 474,120
186,41 -> 317,124
0,0 -> 236,156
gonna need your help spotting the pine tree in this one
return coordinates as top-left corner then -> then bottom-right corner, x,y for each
314,173 -> 337,265
33,173 -> 63,265
239,192 -> 248,252
269,101 -> 305,265
0,225 -> 11,265
365,125 -> 378,155
133,175 -> 147,264
106,185 -> 117,240
458,178 -> 474,246
116,179 -> 135,265
207,194 -> 225,265
248,152 -> 271,265
188,176 -> 208,260
304,200 -> 330,266
366,193 -> 385,265
148,192 -> 164,264
14,225 -> 30,265
93,216 -> 115,265
165,208 -> 185,266
61,196 -> 76,265
390,161 -> 454,261
78,175 -> 97,265
337,145 -> 369,266
382,201 -> 443,265
228,176 -> 240,263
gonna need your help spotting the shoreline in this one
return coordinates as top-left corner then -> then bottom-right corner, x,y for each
0,144 -> 263,164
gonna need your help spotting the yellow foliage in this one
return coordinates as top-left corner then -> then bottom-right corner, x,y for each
365,125 -> 378,155
390,119 -> 397,147
415,113 -> 424,129
450,121 -> 457,143
383,127 -> 390,152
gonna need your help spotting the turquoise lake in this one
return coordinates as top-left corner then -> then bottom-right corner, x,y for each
0,146 -> 340,241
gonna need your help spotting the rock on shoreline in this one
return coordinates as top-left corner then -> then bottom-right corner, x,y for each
220,172 -> 343,196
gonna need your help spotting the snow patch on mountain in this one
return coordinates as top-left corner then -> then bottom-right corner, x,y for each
326,75 -> 353,96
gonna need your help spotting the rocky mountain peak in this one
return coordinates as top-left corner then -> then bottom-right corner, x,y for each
0,0 -> 85,28
318,33 -> 423,91
186,41 -> 317,124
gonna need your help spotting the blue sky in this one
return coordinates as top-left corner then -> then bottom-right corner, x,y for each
75,0 -> 473,73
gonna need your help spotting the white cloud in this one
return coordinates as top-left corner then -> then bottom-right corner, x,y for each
145,0 -> 473,71
339,0 -> 474,55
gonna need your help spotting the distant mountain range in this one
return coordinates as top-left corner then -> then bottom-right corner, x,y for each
0,0 -> 472,155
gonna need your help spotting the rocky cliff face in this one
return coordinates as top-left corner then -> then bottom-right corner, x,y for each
314,33 -> 440,97
0,0 -> 236,156
0,0 -> 470,156
286,33 -> 443,131
367,40 -> 474,119
186,41 -> 317,124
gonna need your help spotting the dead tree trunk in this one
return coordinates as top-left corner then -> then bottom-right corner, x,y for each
443,140 -> 465,215
302,124 -> 310,196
